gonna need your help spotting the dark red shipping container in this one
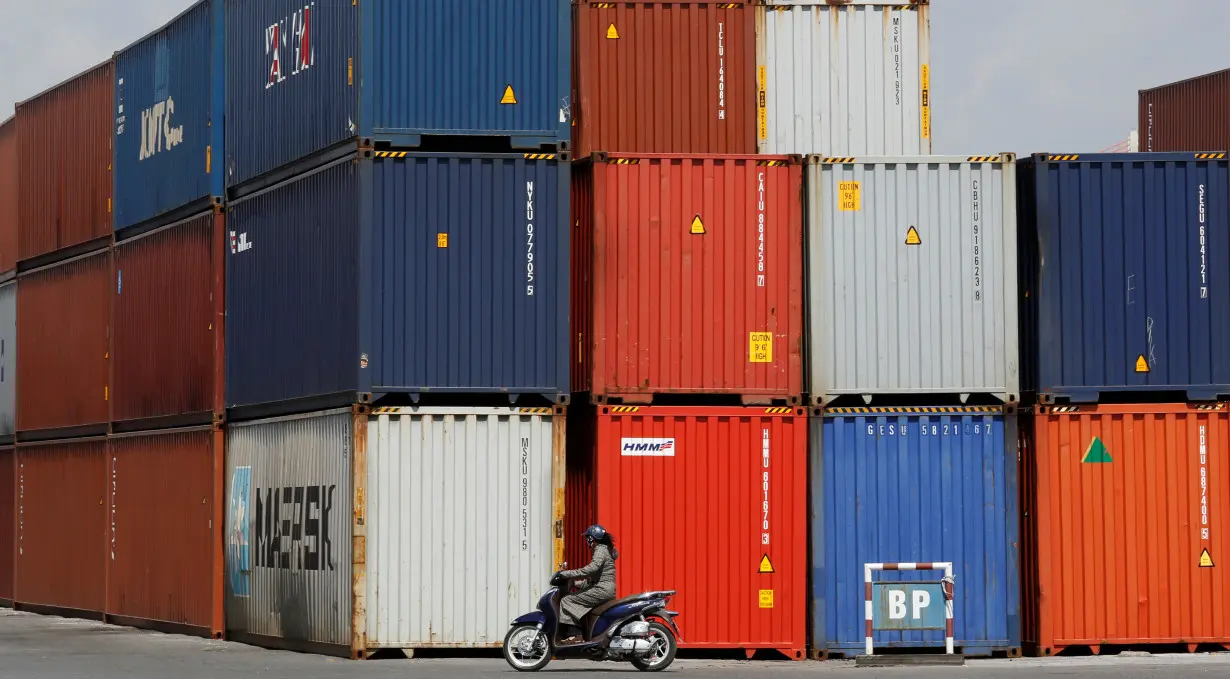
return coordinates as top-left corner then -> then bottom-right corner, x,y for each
1139,68 -> 1230,152
113,212 -> 224,427
573,3 -> 755,156
0,118 -> 17,274
14,438 -> 106,615
572,154 -> 804,403
15,60 -> 113,264
567,405 -> 807,656
107,427 -> 223,636
0,446 -> 12,605
17,248 -> 111,435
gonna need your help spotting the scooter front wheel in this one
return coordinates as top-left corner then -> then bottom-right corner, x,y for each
631,621 -> 678,672
503,624 -> 552,672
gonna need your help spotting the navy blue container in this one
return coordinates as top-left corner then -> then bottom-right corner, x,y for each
1019,153 -> 1230,402
225,0 -> 571,192
811,407 -> 1021,658
225,152 -> 569,414
114,0 -> 225,231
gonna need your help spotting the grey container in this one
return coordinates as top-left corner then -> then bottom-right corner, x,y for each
807,154 -> 1019,405
0,281 -> 12,439
756,2 -> 931,156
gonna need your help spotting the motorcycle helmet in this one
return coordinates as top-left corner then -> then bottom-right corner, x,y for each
582,524 -> 607,548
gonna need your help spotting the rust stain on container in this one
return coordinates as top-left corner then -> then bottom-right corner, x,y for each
1139,69 -> 1230,152
0,447 -> 12,603
113,213 -> 222,426
17,248 -> 111,434
107,427 -> 218,632
15,438 -> 106,613
15,60 -> 113,263
574,3 -> 755,156
0,119 -> 18,274
1024,403 -> 1230,655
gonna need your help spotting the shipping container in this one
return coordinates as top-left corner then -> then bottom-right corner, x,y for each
1019,153 -> 1230,402
226,0 -> 570,191
366,406 -> 565,649
811,407 -> 1021,658
755,2 -> 930,156
113,212 -> 223,428
1139,69 -> 1230,152
573,3 -> 755,156
15,60 -> 113,265
572,154 -> 804,403
0,282 -> 14,440
0,118 -> 17,274
114,0 -> 225,231
226,153 -> 568,416
0,446 -> 12,605
14,438 -> 106,615
567,405 -> 807,656
107,427 -> 223,636
1025,403 -> 1230,655
17,249 -> 111,436
808,155 -> 1019,405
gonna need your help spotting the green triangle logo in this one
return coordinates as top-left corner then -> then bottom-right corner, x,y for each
1082,436 -> 1113,464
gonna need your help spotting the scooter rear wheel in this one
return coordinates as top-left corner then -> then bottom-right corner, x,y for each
631,622 -> 677,672
503,624 -> 552,672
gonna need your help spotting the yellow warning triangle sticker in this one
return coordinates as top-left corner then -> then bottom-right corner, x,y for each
1135,355 -> 1150,373
500,85 -> 518,105
1200,548 -> 1215,568
690,215 -> 705,234
606,23 -> 620,39
758,554 -> 775,574
905,226 -> 922,245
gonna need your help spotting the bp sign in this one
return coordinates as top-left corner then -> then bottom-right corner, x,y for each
872,582 -> 948,630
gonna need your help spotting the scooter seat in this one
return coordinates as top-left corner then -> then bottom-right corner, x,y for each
582,594 -> 653,633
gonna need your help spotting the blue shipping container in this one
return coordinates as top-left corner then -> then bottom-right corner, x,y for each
114,0 -> 224,231
225,152 -> 569,413
1019,153 -> 1230,402
812,408 -> 1021,658
225,0 -> 571,191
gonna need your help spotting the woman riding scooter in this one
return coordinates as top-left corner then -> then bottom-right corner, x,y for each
558,525 -> 618,642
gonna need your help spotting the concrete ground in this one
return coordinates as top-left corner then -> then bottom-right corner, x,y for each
2,608 -> 1230,678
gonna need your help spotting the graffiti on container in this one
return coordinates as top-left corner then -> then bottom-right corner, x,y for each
761,428 -> 771,546
526,181 -> 536,296
1198,184 -> 1208,299
138,97 -> 185,161
266,3 -> 315,89
520,437 -> 530,551
254,483 -> 338,572
716,22 -> 726,120
757,173 -> 767,287
230,231 -> 253,254
228,466 -> 252,597
971,178 -> 982,302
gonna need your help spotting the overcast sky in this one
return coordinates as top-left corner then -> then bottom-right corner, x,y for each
1,0 -> 1227,154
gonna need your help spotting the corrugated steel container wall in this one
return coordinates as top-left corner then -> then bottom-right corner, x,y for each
812,408 -> 1020,657
0,118 -> 17,274
16,61 -> 113,262
225,0 -> 358,189
1026,404 -> 1230,654
366,407 -> 562,648
591,406 -> 807,655
227,154 -> 569,411
16,250 -> 111,433
1019,154 -> 1230,402
1139,69 -> 1230,152
114,0 -> 224,230
0,447 -> 12,603
107,428 -> 219,631
755,3 -> 930,156
361,0 -> 571,148
14,439 -> 106,612
808,155 -> 1019,404
113,213 -> 221,425
563,406 -> 597,571
0,283 -> 14,439
224,409 -> 353,648
574,155 -> 804,401
573,4 -> 755,156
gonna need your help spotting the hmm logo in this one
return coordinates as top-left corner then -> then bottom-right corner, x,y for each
230,231 -> 253,254
266,3 -> 315,89
621,437 -> 676,457
139,97 -> 184,161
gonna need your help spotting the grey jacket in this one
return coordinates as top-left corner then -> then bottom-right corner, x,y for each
561,544 -> 617,599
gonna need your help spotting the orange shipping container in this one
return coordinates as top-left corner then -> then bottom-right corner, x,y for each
1024,404 -> 1230,655
0,118 -> 17,274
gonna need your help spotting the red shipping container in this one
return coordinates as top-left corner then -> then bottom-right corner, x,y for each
1139,69 -> 1230,152
573,3 -> 755,156
113,212 -> 224,427
0,446 -> 12,604
107,427 -> 223,636
1024,403 -> 1230,655
0,118 -> 17,274
17,248 -> 111,434
568,405 -> 807,657
572,154 -> 803,403
14,439 -> 106,614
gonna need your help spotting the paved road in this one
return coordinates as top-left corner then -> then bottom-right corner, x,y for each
3,608 -> 1230,678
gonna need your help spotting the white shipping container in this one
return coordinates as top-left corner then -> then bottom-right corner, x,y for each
756,3 -> 931,156
807,155 -> 1019,404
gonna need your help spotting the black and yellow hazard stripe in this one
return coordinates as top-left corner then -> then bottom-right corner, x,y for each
1195,152 -> 1227,159
966,155 -> 1001,163
825,406 -> 1002,415
372,406 -> 403,414
756,159 -> 788,167
373,151 -> 409,159
524,153 -> 556,160
820,157 -> 857,164
609,406 -> 641,413
609,158 -> 640,165
763,407 -> 792,414
1047,154 -> 1079,161
517,407 -> 555,414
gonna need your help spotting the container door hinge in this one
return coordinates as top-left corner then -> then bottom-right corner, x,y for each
555,520 -> 563,538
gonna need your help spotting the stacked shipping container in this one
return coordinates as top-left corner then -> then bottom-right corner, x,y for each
1138,69 -> 1230,152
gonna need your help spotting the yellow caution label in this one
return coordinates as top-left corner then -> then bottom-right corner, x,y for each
501,85 -> 518,105
606,23 -> 620,39
920,64 -> 931,140
758,554 -> 775,574
205,145 -> 211,173
1200,548 -> 1215,568
750,332 -> 773,363
838,181 -> 861,211
759,589 -> 774,608
905,226 -> 922,246
348,58 -> 354,86
690,215 -> 706,234
757,65 -> 767,141
1135,355 -> 1150,373
437,233 -> 448,248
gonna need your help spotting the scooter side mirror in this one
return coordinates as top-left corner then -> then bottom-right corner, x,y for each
559,561 -> 568,570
